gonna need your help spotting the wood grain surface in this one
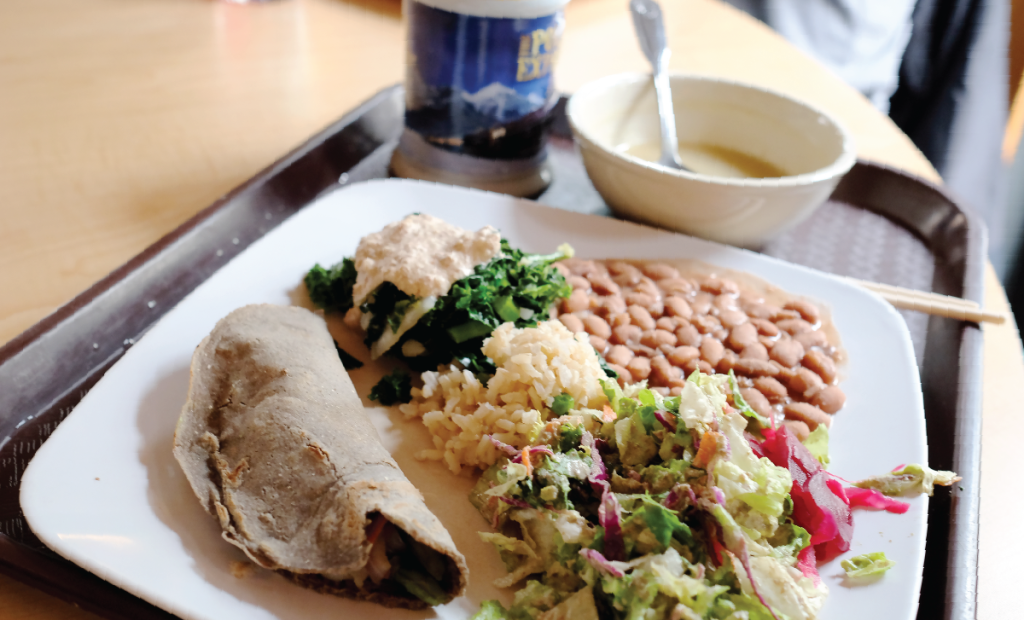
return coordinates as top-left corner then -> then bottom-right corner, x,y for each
0,0 -> 1016,618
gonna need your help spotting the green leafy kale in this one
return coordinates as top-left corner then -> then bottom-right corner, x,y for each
383,239 -> 573,373
369,369 -> 412,405
304,239 -> 573,379
334,342 -> 363,370
305,258 -> 357,313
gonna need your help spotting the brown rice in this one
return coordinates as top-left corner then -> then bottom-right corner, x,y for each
399,320 -> 608,473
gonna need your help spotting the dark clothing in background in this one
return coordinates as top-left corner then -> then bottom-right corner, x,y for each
890,0 -> 1008,268
725,0 -> 1009,268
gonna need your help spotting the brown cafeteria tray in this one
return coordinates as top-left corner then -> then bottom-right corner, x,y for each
0,85 -> 984,620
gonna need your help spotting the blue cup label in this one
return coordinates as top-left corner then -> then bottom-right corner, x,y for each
405,1 -> 565,159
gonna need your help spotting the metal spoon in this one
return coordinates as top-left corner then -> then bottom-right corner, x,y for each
629,0 -> 689,172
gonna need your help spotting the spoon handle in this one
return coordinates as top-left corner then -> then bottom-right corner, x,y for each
629,0 -> 685,170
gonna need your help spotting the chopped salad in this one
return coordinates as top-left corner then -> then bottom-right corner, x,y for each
469,371 -> 957,620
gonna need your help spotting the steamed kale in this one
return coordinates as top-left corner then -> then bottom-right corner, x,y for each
369,369 -> 412,405
305,239 -> 573,376
304,258 -> 357,313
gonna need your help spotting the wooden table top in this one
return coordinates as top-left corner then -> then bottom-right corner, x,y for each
0,0 -> 1019,618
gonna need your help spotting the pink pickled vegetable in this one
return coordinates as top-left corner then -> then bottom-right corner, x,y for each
845,487 -> 910,514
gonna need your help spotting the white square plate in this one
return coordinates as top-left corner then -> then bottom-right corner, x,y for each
21,179 -> 927,620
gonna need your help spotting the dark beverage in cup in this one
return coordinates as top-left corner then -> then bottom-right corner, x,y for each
391,0 -> 570,196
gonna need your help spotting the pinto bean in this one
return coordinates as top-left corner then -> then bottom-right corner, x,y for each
786,367 -> 824,397
691,292 -> 713,315
668,345 -> 700,366
627,305 -> 656,330
758,335 -> 777,349
611,324 -> 642,346
740,387 -> 774,419
809,385 -> 846,414
675,324 -> 702,347
691,314 -> 721,335
773,308 -> 802,321
630,343 -> 658,357
627,292 -> 662,317
793,329 -> 828,349
553,262 -> 571,277
606,345 -> 634,367
753,376 -> 788,403
609,313 -> 631,327
783,420 -> 811,441
716,349 -> 738,374
613,271 -> 642,287
608,363 -> 632,386
626,356 -> 652,381
589,336 -> 608,354
563,288 -> 590,313
583,315 -> 612,340
558,313 -> 585,333
783,402 -> 831,429
642,329 -> 677,349
700,338 -> 725,367
658,278 -> 694,296
750,318 -> 780,337
718,309 -> 748,328
784,299 -> 821,324
741,342 -> 770,361
588,274 -> 620,296
656,316 -> 680,332
713,294 -> 738,311
664,296 -> 694,320
561,259 -> 600,277
567,275 -> 590,290
803,349 -> 838,384
697,360 -> 714,374
700,277 -> 740,295
658,343 -> 678,356
743,302 -> 774,320
641,263 -> 680,280
593,295 -> 626,318
712,328 -> 729,341
634,277 -> 662,298
769,339 -> 805,368
607,260 -> 642,278
727,322 -> 759,351
775,318 -> 814,335
650,356 -> 682,386
732,358 -> 779,377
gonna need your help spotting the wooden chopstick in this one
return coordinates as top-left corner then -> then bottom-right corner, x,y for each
837,276 -> 1008,325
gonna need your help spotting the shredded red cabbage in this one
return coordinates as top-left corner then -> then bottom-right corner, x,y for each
579,549 -> 624,578
498,496 -> 532,509
654,410 -> 677,432
488,435 -> 519,458
599,490 -> 625,561
713,487 -> 727,505
732,545 -> 781,620
511,445 -> 554,464
845,487 -> 910,514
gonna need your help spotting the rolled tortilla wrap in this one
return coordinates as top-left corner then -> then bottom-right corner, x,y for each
173,304 -> 468,608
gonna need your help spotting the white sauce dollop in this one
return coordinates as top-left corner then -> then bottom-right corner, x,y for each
351,213 -> 502,307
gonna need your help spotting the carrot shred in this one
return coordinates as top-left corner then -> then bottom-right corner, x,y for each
602,404 -> 617,422
522,446 -> 533,477
365,514 -> 387,545
693,431 -> 719,469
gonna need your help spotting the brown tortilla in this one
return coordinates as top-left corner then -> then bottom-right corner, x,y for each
173,304 -> 468,608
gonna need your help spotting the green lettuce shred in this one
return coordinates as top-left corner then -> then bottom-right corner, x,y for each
841,552 -> 895,579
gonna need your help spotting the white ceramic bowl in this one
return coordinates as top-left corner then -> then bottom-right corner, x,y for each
566,73 -> 856,247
